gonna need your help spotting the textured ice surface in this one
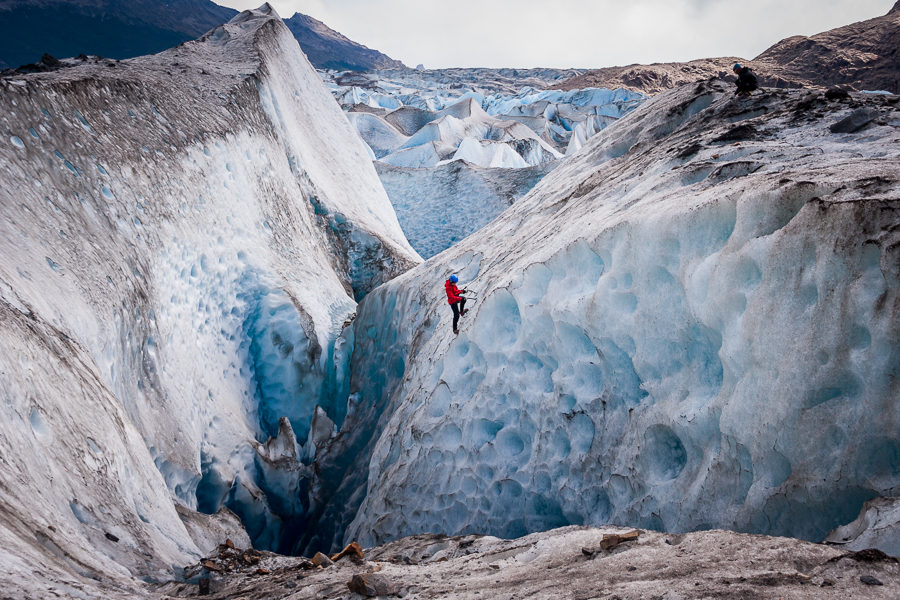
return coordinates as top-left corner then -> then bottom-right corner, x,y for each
345,112 -> 408,159
375,98 -> 563,170
301,82 -> 900,552
452,138 -> 530,169
336,84 -> 643,167
377,161 -> 556,258
0,5 -> 417,595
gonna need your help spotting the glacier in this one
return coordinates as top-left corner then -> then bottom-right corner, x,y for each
327,74 -> 645,163
320,69 -> 646,257
2,2 -> 899,596
0,4 -> 418,595
302,81 -> 900,551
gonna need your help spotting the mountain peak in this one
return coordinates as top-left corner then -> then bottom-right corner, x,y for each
254,2 -> 277,17
229,2 -> 279,24
0,0 -> 403,72
282,11 -> 405,71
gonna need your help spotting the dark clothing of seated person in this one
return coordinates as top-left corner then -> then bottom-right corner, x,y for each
733,63 -> 758,95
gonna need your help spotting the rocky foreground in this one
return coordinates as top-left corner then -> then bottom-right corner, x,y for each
152,526 -> 899,599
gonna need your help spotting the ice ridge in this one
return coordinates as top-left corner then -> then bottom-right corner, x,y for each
0,4 -> 418,593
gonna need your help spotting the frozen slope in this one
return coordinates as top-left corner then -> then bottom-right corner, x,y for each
0,4 -> 417,596
377,161 -> 557,259
328,82 -> 900,550
381,98 -> 563,169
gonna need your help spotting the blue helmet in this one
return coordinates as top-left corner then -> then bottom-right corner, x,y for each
449,274 -> 458,283
733,63 -> 742,71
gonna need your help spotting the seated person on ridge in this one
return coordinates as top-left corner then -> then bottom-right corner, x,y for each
732,63 -> 758,96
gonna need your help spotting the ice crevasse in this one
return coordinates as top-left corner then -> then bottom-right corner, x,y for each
321,80 -> 900,549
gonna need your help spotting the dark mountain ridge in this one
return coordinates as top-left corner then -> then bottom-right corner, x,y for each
283,12 -> 404,71
0,0 -> 404,71
553,2 -> 900,94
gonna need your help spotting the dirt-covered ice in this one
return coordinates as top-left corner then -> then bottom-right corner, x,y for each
153,526 -> 900,600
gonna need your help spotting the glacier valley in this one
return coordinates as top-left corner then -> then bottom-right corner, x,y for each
321,69 -> 645,257
0,4 -> 898,598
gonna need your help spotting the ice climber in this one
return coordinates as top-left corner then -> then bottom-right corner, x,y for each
445,274 -> 467,334
732,63 -> 758,96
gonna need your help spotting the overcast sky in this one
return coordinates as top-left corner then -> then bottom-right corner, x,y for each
214,0 -> 895,69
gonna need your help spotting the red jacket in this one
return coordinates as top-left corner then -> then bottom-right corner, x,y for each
445,280 -> 463,304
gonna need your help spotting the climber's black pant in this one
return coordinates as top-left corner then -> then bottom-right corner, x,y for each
451,298 -> 466,331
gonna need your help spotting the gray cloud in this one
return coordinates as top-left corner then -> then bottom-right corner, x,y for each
215,0 -> 894,68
